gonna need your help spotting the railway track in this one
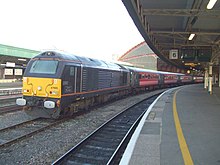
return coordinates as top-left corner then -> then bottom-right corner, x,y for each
0,94 -> 21,108
0,105 -> 23,115
52,94 -> 160,165
0,117 -> 67,148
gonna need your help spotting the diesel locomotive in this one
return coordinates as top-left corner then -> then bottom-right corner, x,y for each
16,51 -> 203,119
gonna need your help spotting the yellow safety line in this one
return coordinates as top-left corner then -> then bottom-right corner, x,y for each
173,89 -> 194,165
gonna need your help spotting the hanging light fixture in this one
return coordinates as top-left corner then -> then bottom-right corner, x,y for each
188,33 -> 195,40
207,0 -> 217,9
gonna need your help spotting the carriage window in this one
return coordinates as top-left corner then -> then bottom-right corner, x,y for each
30,60 -> 58,74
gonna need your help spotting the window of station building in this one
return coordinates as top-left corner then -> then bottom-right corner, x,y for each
30,60 -> 58,74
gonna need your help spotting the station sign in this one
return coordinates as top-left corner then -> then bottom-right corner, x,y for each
6,62 -> 15,67
181,46 -> 212,62
4,68 -> 13,75
169,49 -> 178,59
15,69 -> 23,75
184,63 -> 197,67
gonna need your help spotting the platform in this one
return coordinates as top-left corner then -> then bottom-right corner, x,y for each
0,81 -> 22,89
120,84 -> 220,165
0,82 -> 22,100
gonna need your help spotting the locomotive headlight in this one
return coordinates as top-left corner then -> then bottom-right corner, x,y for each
23,77 -> 27,83
50,91 -> 58,95
54,79 -> 58,84
37,86 -> 42,91
23,89 -> 30,93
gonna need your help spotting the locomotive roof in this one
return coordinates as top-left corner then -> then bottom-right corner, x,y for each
34,51 -> 81,62
34,51 -> 124,71
127,66 -> 184,75
34,51 -> 184,75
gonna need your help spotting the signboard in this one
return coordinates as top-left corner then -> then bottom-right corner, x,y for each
15,69 -> 23,75
6,62 -> 15,67
197,49 -> 212,62
181,46 -> 212,62
181,48 -> 196,61
169,49 -> 178,59
4,69 -> 13,75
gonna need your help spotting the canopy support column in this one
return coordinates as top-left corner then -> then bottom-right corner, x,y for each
204,68 -> 208,89
208,63 -> 213,94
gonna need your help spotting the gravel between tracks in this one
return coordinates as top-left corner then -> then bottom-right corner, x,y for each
0,89 -> 166,165
0,111 -> 33,129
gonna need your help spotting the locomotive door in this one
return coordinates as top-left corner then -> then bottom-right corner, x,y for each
75,66 -> 81,93
62,65 -> 81,94
69,66 -> 81,93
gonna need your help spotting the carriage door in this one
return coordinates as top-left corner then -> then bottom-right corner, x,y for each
130,71 -> 135,86
159,74 -> 164,86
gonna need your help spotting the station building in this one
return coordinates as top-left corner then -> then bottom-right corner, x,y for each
0,44 -> 40,81
118,41 -> 185,73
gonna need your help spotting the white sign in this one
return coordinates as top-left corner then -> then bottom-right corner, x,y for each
15,69 -> 23,75
4,69 -> 13,75
6,62 -> 15,67
169,49 -> 178,59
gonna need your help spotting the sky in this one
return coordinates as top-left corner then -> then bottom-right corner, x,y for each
0,0 -> 144,61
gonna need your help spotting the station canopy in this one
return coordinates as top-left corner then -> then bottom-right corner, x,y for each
122,0 -> 220,70
0,44 -> 40,66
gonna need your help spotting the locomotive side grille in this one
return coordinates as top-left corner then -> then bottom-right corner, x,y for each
111,72 -> 121,87
82,69 -> 87,92
98,70 -> 111,89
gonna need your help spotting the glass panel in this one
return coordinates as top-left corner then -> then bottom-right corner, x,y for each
30,60 -> 58,74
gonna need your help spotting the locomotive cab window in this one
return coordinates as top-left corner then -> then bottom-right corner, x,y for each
30,60 -> 58,74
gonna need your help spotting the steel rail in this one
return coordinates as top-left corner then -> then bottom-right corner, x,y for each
0,118 -> 67,148
52,94 -> 160,165
0,105 -> 23,115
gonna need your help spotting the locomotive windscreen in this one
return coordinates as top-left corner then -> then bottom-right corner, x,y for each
30,60 -> 58,74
